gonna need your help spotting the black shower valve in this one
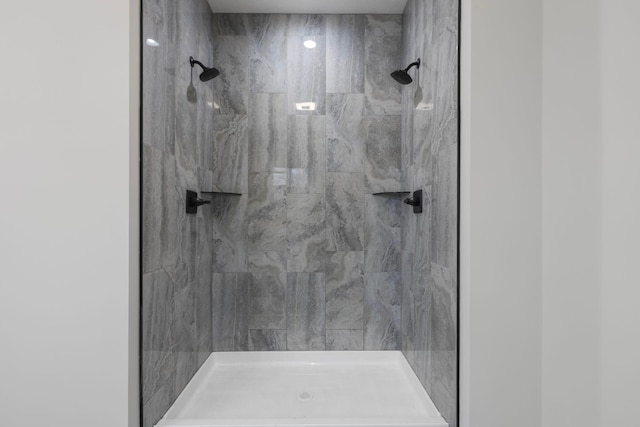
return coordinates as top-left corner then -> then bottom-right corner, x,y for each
186,190 -> 210,214
403,189 -> 423,214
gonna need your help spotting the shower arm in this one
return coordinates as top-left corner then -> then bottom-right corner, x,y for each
189,56 -> 206,70
403,59 -> 421,73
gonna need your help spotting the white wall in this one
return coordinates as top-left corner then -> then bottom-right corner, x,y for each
541,1 -> 603,426
463,0 -> 640,425
0,0 -> 139,426
600,0 -> 640,423
460,0 -> 543,426
541,1 -> 640,425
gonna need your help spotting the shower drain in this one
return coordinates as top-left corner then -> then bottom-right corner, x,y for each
298,392 -> 312,401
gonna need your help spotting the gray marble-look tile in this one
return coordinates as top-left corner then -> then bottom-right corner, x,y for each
248,93 -> 288,173
326,173 -> 364,251
196,345 -> 211,367
430,350 -> 458,427
401,74 -> 415,188
211,273 -> 237,351
284,14 -> 326,37
248,14 -> 326,39
286,273 -> 326,350
326,330 -> 364,351
142,0 -> 175,39
248,19 -> 288,93
248,330 -> 287,351
142,20 -> 175,153
411,185 -> 433,282
211,195 -> 248,272
402,0 -> 416,65
364,272 -> 402,350
174,349 -> 198,398
364,35 -> 402,115
212,272 -> 251,351
212,115 -> 248,194
248,172 -> 287,252
365,14 -> 403,37
142,380 -> 174,427
213,36 -> 250,115
142,349 -> 174,407
142,269 -> 174,404
415,80 -> 458,173
431,141 -> 458,268
212,13 -> 250,35
163,188 -> 198,289
412,0 -> 429,109
195,246 -> 212,347
197,164 -> 214,192
429,263 -> 457,351
248,252 -> 287,329
287,36 -> 326,115
326,94 -> 366,173
369,193 -> 405,234
195,206 -> 213,278
142,0 -> 217,423
326,15 -> 365,94
174,77 -> 200,189
173,281 -> 198,397
234,273 -> 251,351
326,251 -> 364,329
142,145 -> 179,274
196,81 -> 215,171
412,274 -> 432,384
396,2 -> 459,424
400,249 -> 416,347
364,195 -> 401,272
173,0 -> 212,83
364,115 -> 402,193
173,282 -> 196,352
287,115 -> 326,194
287,194 -> 328,272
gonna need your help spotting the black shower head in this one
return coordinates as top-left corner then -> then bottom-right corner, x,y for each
199,66 -> 220,82
391,69 -> 414,85
190,56 -> 220,82
391,58 -> 421,85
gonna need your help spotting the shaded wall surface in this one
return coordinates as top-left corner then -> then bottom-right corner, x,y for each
141,0 -> 216,426
399,1 -> 459,426
209,13 -> 406,352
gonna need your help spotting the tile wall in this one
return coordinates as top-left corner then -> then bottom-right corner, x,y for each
399,1 -> 459,426
141,0 -> 216,425
209,13 -> 405,352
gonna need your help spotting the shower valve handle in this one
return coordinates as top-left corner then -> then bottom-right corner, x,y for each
189,196 -> 211,207
404,197 -> 420,207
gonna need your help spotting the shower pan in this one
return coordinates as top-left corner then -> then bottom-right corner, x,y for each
155,352 -> 447,427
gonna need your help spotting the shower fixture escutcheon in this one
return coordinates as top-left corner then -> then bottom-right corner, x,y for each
391,58 -> 421,85
404,189 -> 423,214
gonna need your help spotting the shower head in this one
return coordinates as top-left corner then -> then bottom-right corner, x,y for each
189,56 -> 220,82
391,58 -> 421,85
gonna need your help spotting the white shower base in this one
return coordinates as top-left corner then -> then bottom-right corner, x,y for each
155,351 -> 448,427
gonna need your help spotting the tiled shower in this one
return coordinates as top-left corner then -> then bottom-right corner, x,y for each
142,0 -> 458,426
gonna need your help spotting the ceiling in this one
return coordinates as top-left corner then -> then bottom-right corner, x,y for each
207,0 -> 408,14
